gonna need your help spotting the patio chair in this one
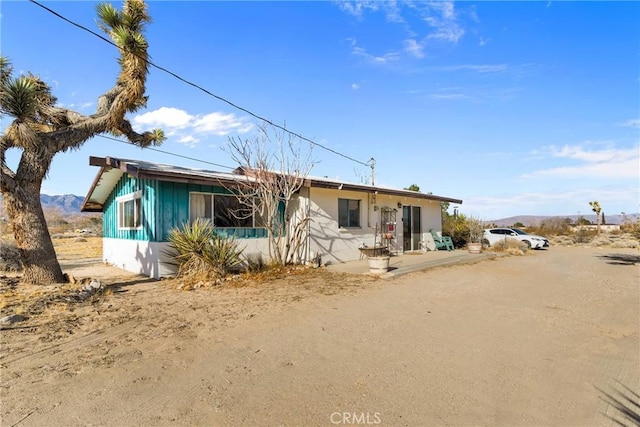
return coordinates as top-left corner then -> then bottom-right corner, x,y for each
430,231 -> 455,251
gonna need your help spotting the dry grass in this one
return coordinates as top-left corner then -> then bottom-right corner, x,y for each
486,239 -> 528,255
0,279 -> 109,322
52,236 -> 102,259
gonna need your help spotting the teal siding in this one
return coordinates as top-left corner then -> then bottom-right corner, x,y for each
155,181 -> 267,242
103,177 -> 269,242
103,175 -> 156,241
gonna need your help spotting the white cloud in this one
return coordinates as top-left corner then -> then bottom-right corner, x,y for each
351,83 -> 360,90
336,0 -> 379,18
337,1 -> 403,23
421,1 -> 465,43
178,135 -> 198,148
523,144 -> 640,179
403,39 -> 425,59
430,92 -> 471,101
621,118 -> 640,128
134,107 -> 193,129
340,0 -> 466,64
442,64 -> 509,73
429,86 -> 474,101
133,107 -> 253,147
349,38 -> 400,65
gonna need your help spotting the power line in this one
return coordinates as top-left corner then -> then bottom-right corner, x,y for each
97,134 -> 234,170
28,0 -> 372,168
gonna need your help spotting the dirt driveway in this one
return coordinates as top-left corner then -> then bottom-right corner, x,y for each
1,246 -> 638,426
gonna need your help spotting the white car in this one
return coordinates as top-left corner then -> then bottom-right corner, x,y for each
483,228 -> 550,249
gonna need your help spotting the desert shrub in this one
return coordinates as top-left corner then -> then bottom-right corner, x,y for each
528,217 -> 572,236
244,252 -> 265,272
590,235 -> 612,247
620,217 -> 640,240
551,235 -> 575,246
573,228 -> 597,244
442,213 -> 485,248
611,239 -> 639,249
489,239 -> 528,255
167,218 -> 244,279
0,240 -> 22,272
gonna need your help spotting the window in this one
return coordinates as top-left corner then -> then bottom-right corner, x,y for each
189,192 -> 263,228
117,191 -> 142,230
338,198 -> 360,228
214,194 -> 253,228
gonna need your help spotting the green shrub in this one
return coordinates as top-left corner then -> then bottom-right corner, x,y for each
167,218 -> 244,278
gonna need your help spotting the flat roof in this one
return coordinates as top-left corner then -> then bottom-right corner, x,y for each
81,156 -> 462,212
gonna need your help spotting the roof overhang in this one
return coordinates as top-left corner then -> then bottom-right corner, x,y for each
302,177 -> 462,205
81,156 -> 463,212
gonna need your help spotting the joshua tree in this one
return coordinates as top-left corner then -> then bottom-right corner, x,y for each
0,0 -> 164,285
589,201 -> 602,234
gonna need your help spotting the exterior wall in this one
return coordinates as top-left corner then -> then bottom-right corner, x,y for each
102,178 -> 273,278
155,181 -> 269,241
306,188 -> 444,264
103,175 -> 158,241
103,238 -> 171,279
101,175 -> 447,277
571,224 -> 621,233
103,237 -> 272,279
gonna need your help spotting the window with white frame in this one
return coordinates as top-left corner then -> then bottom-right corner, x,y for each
190,192 -> 264,228
117,191 -> 142,230
338,198 -> 360,228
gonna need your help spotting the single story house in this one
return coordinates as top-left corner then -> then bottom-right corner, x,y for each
81,156 -> 463,278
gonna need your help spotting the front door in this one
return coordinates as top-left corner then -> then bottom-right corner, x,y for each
402,206 -> 422,251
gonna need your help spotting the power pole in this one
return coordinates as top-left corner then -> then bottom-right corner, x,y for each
369,157 -> 375,186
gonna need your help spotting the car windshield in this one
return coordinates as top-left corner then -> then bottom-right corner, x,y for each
512,229 -> 528,235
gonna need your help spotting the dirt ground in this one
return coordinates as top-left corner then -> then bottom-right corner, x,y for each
1,243 -> 638,426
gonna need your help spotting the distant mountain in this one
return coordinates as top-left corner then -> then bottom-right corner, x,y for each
489,213 -> 640,227
39,194 -> 85,215
0,194 -> 86,216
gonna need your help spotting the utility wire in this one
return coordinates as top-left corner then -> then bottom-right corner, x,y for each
98,134 -> 234,170
28,0 -> 372,168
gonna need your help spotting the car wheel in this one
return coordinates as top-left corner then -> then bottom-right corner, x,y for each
523,240 -> 531,249
482,239 -> 490,248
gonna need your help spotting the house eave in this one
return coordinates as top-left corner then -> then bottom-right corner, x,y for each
82,156 -> 463,211
304,178 -> 462,205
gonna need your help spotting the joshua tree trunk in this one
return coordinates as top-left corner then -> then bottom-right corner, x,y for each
0,0 -> 164,285
3,191 -> 64,284
2,149 -> 65,283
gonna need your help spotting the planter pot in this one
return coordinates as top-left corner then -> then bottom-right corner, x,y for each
368,256 -> 390,274
467,242 -> 483,254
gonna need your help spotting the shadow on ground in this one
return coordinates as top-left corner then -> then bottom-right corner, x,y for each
597,253 -> 640,266
597,381 -> 640,426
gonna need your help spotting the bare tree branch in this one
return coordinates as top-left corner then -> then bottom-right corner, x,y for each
224,124 -> 315,265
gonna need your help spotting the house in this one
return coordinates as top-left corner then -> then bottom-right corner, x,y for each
81,156 -> 463,278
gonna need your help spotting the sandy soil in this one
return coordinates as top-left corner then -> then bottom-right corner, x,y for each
1,246 -> 638,426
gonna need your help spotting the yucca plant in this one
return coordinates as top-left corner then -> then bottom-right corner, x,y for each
208,232 -> 244,274
166,218 -> 244,278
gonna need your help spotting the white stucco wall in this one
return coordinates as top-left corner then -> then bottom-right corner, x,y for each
306,188 -> 444,264
103,237 -> 271,279
103,188 -> 447,277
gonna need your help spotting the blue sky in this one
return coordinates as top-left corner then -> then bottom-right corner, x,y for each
2,1 -> 639,219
